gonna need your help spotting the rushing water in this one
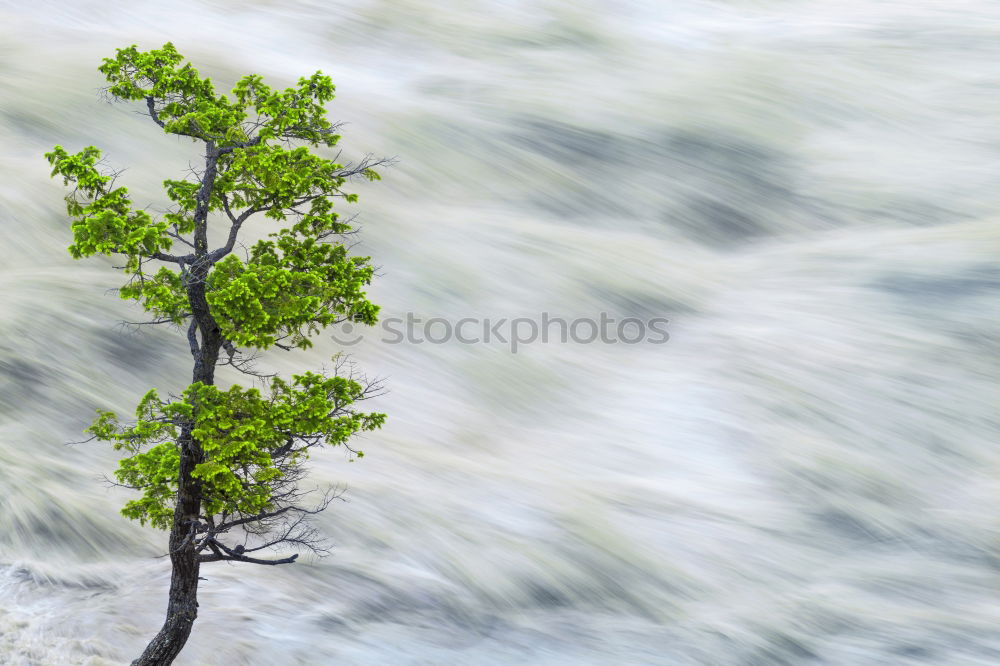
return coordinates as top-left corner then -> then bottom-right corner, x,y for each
1,1 -> 999,664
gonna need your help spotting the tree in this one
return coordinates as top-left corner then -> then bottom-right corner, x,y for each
44,43 -> 388,665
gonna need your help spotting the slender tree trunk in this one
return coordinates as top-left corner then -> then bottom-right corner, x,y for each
130,425 -> 203,666
131,328 -> 222,665
132,144 -> 224,665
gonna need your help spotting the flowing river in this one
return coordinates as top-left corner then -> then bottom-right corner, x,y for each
1,1 -> 998,663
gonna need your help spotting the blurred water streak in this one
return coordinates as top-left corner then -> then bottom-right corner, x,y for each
1,1 -> 999,664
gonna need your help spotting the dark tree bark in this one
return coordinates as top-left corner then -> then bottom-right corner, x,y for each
129,425 -> 202,666
131,146 -> 223,666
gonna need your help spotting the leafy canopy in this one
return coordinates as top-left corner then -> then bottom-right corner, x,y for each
90,375 -> 385,529
45,43 -> 386,536
45,41 -> 382,342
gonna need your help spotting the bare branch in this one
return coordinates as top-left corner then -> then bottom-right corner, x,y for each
167,224 -> 196,249
333,154 -> 397,180
117,317 -> 183,329
209,195 -> 261,262
150,250 -> 191,264
145,96 -> 165,128
198,551 -> 299,566
215,135 -> 263,156
215,506 -> 293,532
217,347 -> 277,379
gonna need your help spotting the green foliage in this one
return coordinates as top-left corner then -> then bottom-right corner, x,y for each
119,267 -> 188,323
44,145 -> 174,262
97,42 -> 339,147
207,234 -> 378,349
48,43 -> 387,534
47,42 -> 381,340
89,376 -> 384,529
